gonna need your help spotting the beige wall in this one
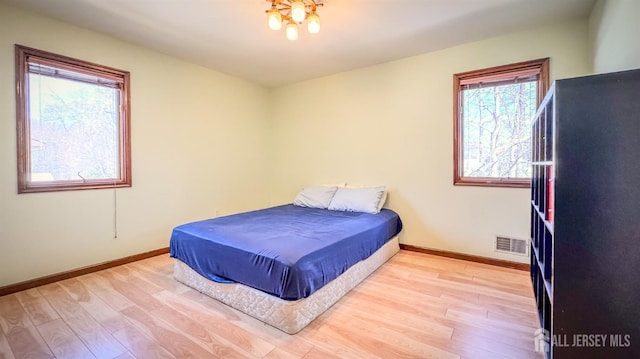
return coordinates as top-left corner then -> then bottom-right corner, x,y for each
0,2 -> 597,287
0,3 -> 272,286
270,20 -> 591,263
589,0 -> 640,74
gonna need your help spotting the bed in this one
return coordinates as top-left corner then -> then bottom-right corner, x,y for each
170,202 -> 402,334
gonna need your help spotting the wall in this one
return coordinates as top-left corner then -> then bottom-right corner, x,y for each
589,0 -> 640,74
0,3 -> 597,287
0,3 -> 271,286
270,20 -> 591,263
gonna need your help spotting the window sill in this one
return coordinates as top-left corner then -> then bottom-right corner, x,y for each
454,178 -> 530,188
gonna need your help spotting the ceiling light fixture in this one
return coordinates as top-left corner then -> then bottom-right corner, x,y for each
266,0 -> 323,40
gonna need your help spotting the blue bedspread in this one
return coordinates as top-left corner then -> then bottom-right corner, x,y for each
169,204 -> 402,300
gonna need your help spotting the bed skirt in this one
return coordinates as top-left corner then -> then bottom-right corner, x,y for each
173,235 -> 399,334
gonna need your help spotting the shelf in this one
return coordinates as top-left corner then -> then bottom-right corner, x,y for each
538,277 -> 553,302
531,241 -> 539,259
531,85 -> 554,355
544,277 -> 553,301
529,70 -> 640,358
544,217 -> 553,233
533,246 -> 553,298
530,202 -> 554,232
531,244 -> 552,280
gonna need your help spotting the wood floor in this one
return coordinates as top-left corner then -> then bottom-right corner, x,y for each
0,250 -> 543,359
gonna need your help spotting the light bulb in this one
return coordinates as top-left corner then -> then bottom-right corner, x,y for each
286,22 -> 299,40
290,1 -> 306,23
267,8 -> 282,30
307,13 -> 320,34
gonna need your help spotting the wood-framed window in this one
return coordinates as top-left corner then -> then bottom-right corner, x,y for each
453,58 -> 549,188
15,45 -> 131,193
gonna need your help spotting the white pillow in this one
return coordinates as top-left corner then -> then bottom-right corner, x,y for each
328,186 -> 387,214
345,184 -> 388,212
377,190 -> 388,212
293,186 -> 338,209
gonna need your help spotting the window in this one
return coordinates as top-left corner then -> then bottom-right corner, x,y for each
453,58 -> 549,188
15,45 -> 131,193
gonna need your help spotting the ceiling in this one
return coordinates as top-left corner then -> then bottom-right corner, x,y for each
2,0 -> 595,87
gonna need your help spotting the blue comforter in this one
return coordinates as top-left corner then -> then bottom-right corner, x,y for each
169,204 -> 402,300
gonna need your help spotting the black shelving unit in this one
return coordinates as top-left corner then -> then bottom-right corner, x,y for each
530,69 -> 640,359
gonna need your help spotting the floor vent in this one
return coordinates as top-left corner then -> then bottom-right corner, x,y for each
495,236 -> 528,256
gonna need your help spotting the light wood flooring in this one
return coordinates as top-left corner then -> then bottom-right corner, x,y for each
0,250 -> 543,359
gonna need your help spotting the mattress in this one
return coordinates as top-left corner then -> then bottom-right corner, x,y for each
170,204 -> 402,300
173,236 -> 399,334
